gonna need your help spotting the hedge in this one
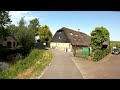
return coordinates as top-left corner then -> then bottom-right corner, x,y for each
92,48 -> 111,61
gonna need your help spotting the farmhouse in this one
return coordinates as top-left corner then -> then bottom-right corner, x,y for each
50,27 -> 91,52
0,35 -> 17,48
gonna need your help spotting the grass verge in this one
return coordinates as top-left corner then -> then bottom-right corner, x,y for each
0,49 -> 52,79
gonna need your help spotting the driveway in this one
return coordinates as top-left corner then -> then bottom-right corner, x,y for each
72,54 -> 120,79
39,49 -> 83,79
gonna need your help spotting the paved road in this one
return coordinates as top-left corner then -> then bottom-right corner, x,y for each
40,50 -> 83,79
72,54 -> 120,79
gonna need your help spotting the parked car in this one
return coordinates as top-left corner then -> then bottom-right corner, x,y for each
112,47 -> 120,55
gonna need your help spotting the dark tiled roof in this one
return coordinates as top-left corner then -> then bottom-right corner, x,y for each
58,27 -> 91,46
5,35 -> 17,42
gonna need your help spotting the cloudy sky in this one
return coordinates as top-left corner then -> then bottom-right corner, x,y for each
9,11 -> 120,41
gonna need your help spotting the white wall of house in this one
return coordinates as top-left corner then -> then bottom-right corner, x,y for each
50,42 -> 72,52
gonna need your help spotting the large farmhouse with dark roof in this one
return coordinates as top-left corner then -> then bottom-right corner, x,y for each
50,27 -> 91,52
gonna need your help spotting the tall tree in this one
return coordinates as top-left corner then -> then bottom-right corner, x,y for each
91,26 -> 110,52
28,18 -> 40,32
16,29 -> 35,50
0,11 -> 12,40
16,17 -> 35,52
38,25 -> 52,46
0,11 -> 11,27
18,16 -> 26,28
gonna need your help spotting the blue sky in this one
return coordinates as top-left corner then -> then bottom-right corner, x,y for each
9,11 -> 120,41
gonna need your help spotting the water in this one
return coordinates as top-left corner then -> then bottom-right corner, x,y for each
0,53 -> 24,72
0,62 -> 11,72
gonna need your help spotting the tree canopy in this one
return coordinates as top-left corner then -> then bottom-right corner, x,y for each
28,18 -> 40,32
38,25 -> 52,46
91,26 -> 110,51
6,24 -> 18,36
18,16 -> 26,28
0,11 -> 11,27
0,11 -> 11,40
16,17 -> 35,50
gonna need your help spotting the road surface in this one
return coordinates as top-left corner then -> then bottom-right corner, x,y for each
40,49 -> 83,79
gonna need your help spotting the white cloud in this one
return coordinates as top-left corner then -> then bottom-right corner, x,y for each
9,11 -> 40,26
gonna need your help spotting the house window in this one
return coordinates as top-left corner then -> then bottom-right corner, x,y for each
70,33 -> 73,35
59,36 -> 61,39
7,42 -> 11,47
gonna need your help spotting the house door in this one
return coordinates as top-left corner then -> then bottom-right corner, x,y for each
13,42 -> 16,47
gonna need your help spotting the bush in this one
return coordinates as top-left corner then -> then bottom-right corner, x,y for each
0,47 -> 29,61
16,28 -> 35,52
92,47 -> 111,61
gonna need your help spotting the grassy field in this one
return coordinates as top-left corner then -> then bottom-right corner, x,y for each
0,49 -> 52,79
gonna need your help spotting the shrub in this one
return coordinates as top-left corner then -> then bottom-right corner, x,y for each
92,47 -> 111,61
0,47 -> 27,61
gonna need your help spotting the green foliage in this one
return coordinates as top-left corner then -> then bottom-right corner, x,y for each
92,48 -> 111,61
0,11 -> 11,27
0,27 -> 9,40
18,16 -> 26,28
15,17 -> 35,52
0,49 -> 42,78
6,24 -> 18,36
0,47 -> 25,61
38,25 -> 52,46
0,11 -> 11,40
91,26 -> 110,52
110,41 -> 120,48
0,49 -> 52,79
28,18 -> 40,32
16,28 -> 35,51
